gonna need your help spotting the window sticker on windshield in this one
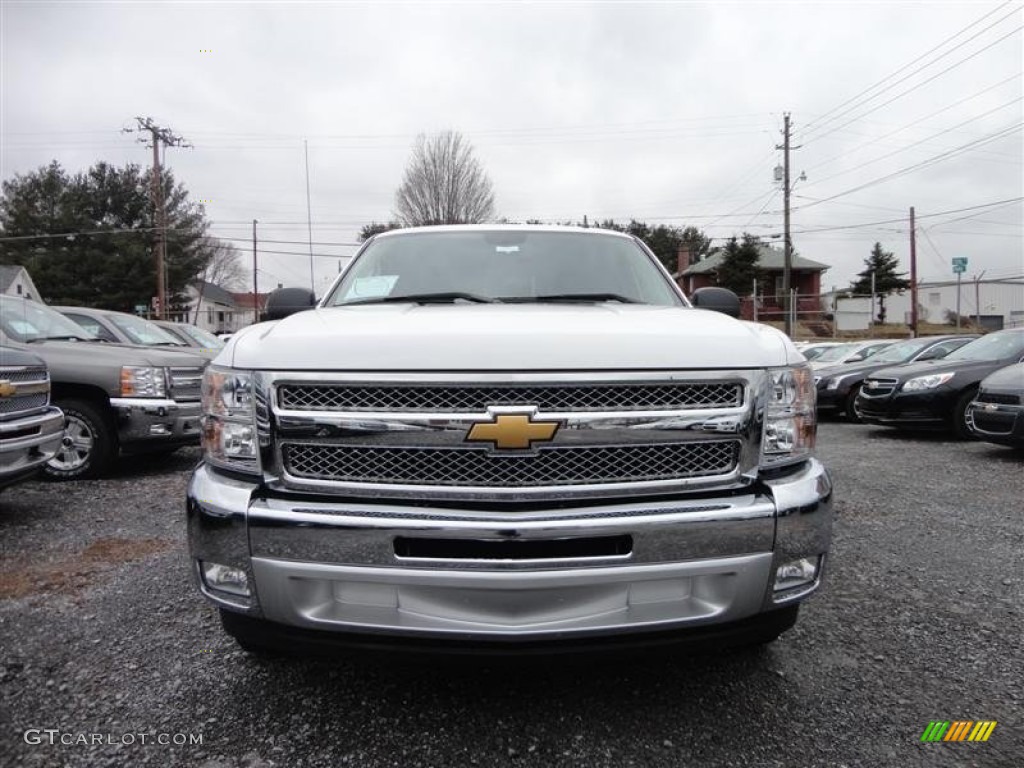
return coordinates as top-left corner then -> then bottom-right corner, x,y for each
495,246 -> 520,253
345,275 -> 399,300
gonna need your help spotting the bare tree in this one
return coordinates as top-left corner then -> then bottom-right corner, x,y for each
394,131 -> 496,226
192,239 -> 245,323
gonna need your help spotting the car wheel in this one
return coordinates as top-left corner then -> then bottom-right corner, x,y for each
845,385 -> 864,423
951,387 -> 979,441
44,398 -> 117,480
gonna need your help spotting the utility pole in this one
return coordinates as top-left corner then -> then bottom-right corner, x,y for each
123,118 -> 192,320
304,140 -> 315,294
775,113 -> 801,338
252,219 -> 259,325
909,207 -> 918,337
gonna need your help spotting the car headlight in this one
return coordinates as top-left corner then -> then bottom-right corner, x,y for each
825,375 -> 848,391
902,372 -> 955,391
762,365 -> 816,466
201,366 -> 258,473
120,366 -> 167,398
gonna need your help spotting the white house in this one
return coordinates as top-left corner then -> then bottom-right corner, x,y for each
178,281 -> 245,334
0,264 -> 42,301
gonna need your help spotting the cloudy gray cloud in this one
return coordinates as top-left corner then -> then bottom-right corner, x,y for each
2,0 -> 1021,297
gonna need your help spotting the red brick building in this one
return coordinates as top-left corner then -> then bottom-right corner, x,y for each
675,244 -> 829,320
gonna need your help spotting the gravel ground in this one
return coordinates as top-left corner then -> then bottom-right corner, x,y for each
1,424 -> 1021,768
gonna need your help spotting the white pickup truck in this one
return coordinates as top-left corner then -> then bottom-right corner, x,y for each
189,225 -> 832,654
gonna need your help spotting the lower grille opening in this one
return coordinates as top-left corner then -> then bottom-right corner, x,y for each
393,535 -> 633,560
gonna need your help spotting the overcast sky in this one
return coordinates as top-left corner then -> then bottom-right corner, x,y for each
2,0 -> 1022,298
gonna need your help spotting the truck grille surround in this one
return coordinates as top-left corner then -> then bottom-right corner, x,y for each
262,372 -> 765,501
169,367 -> 204,402
0,366 -> 49,417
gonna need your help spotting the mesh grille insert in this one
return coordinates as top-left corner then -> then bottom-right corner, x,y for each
282,440 -> 740,487
278,382 -> 743,412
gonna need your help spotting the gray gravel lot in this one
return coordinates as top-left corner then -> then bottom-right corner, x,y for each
1,424 -> 1021,768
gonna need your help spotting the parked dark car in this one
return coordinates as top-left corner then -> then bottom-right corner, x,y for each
0,347 -> 64,490
816,335 -> 978,421
856,328 -> 1024,438
967,363 -> 1024,447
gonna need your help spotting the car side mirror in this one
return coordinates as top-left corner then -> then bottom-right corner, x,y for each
264,288 -> 316,321
918,348 -> 945,361
690,287 -> 741,318
848,352 -> 866,362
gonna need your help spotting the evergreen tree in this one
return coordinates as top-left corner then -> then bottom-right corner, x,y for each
715,234 -> 762,296
0,160 -> 217,312
850,242 -> 910,323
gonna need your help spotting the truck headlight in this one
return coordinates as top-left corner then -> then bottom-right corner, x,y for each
762,365 -> 816,466
201,366 -> 258,473
120,366 -> 167,398
902,372 -> 955,391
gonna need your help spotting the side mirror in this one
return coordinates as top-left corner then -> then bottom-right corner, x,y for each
690,287 -> 741,318
847,352 -> 866,363
264,288 -> 316,321
917,348 -> 945,361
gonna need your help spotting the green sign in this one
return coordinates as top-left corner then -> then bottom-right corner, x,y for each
952,256 -> 968,267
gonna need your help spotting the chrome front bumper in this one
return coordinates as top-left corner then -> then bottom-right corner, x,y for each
109,397 -> 202,447
188,458 -> 832,640
0,406 -> 65,487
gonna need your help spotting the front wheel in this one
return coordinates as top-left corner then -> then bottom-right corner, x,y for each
845,385 -> 864,423
951,387 -> 979,440
44,398 -> 117,480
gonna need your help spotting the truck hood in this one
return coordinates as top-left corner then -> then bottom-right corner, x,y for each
13,339 -> 208,368
227,304 -> 798,370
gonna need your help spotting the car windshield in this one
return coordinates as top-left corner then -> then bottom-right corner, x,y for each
325,230 -> 683,307
814,343 -> 857,362
867,338 -> 933,364
177,324 -> 225,348
802,345 -> 838,361
0,297 -> 97,342
107,313 -> 187,346
943,331 -> 1024,363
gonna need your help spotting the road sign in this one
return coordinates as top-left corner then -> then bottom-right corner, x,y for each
952,264 -> 966,274
952,256 -> 968,267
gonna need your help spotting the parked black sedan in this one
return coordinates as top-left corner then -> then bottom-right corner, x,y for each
856,328 -> 1024,438
967,363 -> 1024,447
816,334 -> 977,421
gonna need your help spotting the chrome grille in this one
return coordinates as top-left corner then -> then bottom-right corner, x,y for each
169,367 -> 204,402
0,367 -> 49,417
282,441 -> 740,487
861,378 -> 897,397
277,382 -> 744,413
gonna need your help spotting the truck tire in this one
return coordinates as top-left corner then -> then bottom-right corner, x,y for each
951,387 -> 979,440
44,398 -> 117,481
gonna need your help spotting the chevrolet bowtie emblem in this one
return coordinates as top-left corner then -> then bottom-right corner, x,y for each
0,380 -> 16,398
466,413 -> 560,451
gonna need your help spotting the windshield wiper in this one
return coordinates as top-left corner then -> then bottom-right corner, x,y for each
340,292 -> 498,306
503,293 -> 639,304
27,335 -> 90,342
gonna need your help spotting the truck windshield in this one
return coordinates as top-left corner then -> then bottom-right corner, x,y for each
0,297 -> 97,343
107,313 -> 187,346
325,230 -> 683,307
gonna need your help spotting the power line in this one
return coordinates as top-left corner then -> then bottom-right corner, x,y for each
802,72 -> 1023,174
800,95 -> 1024,190
801,19 -> 1024,147
792,122 -> 1023,210
802,1 -> 1021,139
